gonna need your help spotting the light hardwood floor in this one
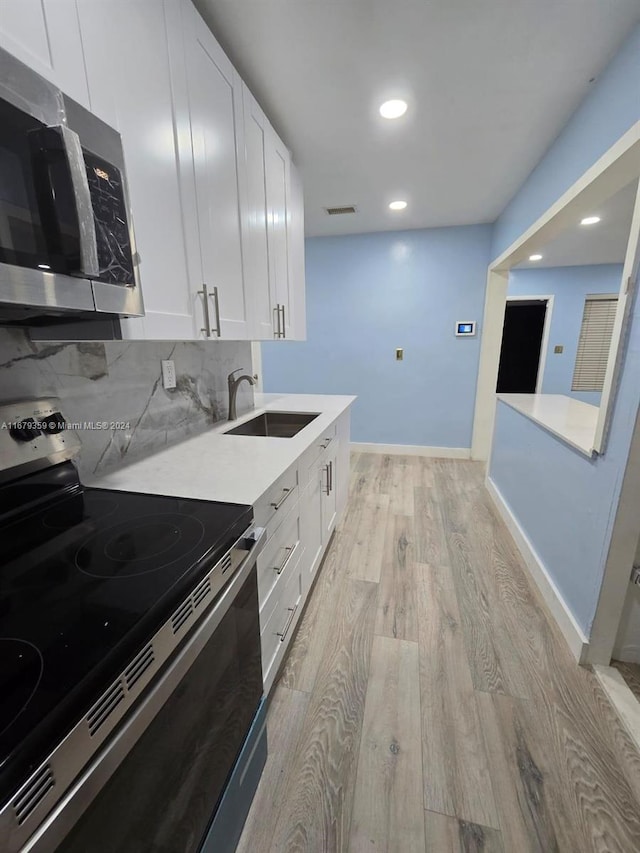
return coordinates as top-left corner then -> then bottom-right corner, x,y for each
237,453 -> 640,853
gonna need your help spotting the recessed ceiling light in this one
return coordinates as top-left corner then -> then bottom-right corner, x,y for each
37,264 -> 51,270
529,254 -> 543,261
581,216 -> 601,225
389,200 -> 407,211
379,99 -> 407,119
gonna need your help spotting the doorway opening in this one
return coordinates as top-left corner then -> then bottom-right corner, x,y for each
496,298 -> 551,394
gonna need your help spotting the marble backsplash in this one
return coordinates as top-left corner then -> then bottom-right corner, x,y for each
0,329 -> 255,479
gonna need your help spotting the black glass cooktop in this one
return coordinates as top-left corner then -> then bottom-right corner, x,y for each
0,467 -> 252,807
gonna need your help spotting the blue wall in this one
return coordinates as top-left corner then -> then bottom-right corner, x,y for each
262,225 -> 493,447
492,23 -> 640,260
508,264 -> 623,405
489,22 -> 640,637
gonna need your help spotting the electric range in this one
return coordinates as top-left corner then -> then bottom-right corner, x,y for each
0,399 -> 264,853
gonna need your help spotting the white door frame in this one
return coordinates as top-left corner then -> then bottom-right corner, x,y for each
500,295 -> 554,394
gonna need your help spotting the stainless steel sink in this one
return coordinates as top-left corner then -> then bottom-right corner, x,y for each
225,411 -> 320,438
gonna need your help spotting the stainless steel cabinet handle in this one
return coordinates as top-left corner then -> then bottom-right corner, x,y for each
198,284 -> 211,337
212,285 -> 221,336
274,541 -> 299,575
270,487 -> 291,510
320,437 -> 332,449
329,460 -> 333,493
324,463 -> 330,496
274,305 -> 281,339
280,304 -> 286,339
277,604 -> 298,642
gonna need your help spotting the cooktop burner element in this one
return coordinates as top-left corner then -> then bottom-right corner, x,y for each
75,514 -> 206,578
0,639 -> 43,737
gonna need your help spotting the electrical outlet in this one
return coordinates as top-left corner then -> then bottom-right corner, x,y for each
161,359 -> 176,390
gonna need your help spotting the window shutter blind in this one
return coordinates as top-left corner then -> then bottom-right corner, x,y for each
572,295 -> 618,392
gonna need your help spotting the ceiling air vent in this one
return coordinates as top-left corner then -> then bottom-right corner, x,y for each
325,205 -> 357,216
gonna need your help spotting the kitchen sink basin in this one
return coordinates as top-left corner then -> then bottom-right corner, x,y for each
225,411 -> 320,438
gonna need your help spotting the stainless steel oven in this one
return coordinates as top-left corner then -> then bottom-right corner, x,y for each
19,526 -> 266,853
0,45 -> 144,324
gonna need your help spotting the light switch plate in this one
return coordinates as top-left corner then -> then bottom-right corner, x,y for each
554,345 -> 564,354
161,359 -> 176,390
396,348 -> 404,361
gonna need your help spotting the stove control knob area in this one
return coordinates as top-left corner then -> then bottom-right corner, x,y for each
41,413 -> 66,434
9,421 -> 42,442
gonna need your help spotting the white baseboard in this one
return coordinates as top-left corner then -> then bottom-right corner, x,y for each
350,442 -> 471,459
613,645 -> 640,664
486,475 -> 589,663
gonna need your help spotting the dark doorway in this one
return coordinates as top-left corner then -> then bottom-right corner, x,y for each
496,300 -> 548,393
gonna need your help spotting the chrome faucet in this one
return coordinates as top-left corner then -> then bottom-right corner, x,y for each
227,369 -> 256,421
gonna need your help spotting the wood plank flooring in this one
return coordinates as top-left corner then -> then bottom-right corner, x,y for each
237,453 -> 640,853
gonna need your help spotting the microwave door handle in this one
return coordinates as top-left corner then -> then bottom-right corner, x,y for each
29,125 -> 99,277
56,125 -> 99,277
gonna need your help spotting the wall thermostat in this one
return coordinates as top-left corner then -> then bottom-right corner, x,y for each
455,321 -> 476,336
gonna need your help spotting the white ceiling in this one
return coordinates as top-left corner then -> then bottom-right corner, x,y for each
194,0 -> 640,237
514,179 -> 639,268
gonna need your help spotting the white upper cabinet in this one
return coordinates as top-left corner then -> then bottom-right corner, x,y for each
183,1 -> 249,340
265,129 -> 293,339
241,84 -> 306,341
0,0 -> 305,342
76,0 -> 196,339
242,88 -> 275,340
288,161 -> 307,340
0,0 -> 90,107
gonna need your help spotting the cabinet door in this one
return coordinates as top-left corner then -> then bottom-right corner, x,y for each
241,87 -> 275,340
300,471 -> 323,596
0,0 -> 90,107
335,410 -> 351,520
77,0 -> 196,339
265,128 -> 292,339
288,162 -> 306,340
184,1 -> 249,339
321,450 -> 337,543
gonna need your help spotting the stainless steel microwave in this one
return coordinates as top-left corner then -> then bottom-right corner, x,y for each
0,46 -> 144,325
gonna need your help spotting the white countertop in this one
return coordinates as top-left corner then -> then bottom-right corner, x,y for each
88,393 -> 355,505
497,393 -> 599,456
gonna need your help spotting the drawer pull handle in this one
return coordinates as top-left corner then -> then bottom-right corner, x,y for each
274,541 -> 299,575
270,488 -> 291,511
324,463 -> 331,496
277,604 -> 298,642
320,437 -> 332,449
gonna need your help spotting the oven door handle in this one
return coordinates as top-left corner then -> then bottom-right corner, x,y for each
29,124 -> 99,277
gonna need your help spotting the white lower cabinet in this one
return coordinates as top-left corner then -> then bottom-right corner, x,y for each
256,408 -> 350,693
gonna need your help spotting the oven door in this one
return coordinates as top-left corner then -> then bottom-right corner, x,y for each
25,533 -> 265,853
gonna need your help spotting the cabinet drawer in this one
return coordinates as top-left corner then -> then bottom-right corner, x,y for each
254,464 -> 298,530
260,560 -> 302,689
257,505 -> 301,610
